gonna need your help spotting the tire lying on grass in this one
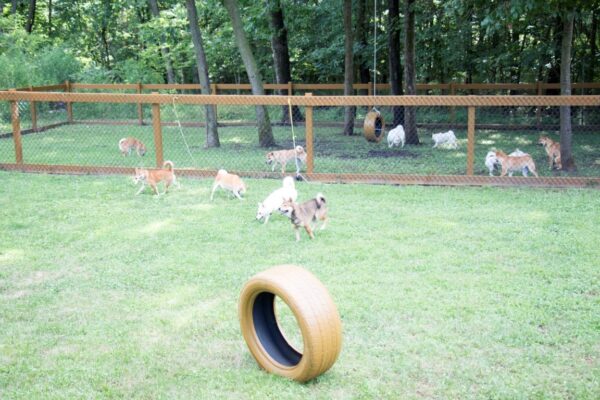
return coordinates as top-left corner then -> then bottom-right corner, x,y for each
239,264 -> 342,382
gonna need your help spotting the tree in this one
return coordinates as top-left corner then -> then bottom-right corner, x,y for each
388,0 -> 403,127
25,0 -> 35,33
559,10 -> 576,172
342,0 -> 355,136
268,0 -> 302,124
403,0 -> 419,144
221,0 -> 275,147
148,0 -> 176,84
185,0 -> 219,148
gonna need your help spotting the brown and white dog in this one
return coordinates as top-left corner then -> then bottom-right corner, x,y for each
266,146 -> 307,174
278,193 -> 328,241
119,137 -> 147,156
494,151 -> 539,177
538,136 -> 562,170
210,169 -> 246,200
133,160 -> 179,195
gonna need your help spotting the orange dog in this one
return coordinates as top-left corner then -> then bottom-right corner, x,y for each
119,137 -> 147,156
265,145 -> 306,173
494,151 -> 539,177
133,160 -> 179,195
210,169 -> 246,200
538,136 -> 562,170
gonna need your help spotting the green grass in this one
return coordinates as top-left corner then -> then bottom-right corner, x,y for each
1,171 -> 599,399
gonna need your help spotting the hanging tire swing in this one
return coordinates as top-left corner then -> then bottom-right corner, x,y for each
363,108 -> 385,143
238,265 -> 342,382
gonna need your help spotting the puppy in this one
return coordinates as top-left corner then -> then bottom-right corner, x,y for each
485,149 -> 528,176
279,193 -> 328,241
256,176 -> 297,224
494,150 -> 538,177
133,160 -> 179,195
210,169 -> 246,200
432,130 -> 458,149
538,136 -> 562,170
387,124 -> 405,148
265,146 -> 307,173
119,137 -> 146,156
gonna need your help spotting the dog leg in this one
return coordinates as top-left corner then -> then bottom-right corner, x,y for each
263,214 -> 270,224
136,183 -> 146,195
304,224 -> 314,240
210,183 -> 219,201
295,227 -> 301,241
319,216 -> 328,230
234,190 -> 243,200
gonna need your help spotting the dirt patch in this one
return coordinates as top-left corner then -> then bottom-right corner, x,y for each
367,150 -> 419,158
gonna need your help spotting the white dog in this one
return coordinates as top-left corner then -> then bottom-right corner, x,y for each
432,130 -> 458,149
485,149 -> 529,176
387,124 -> 405,148
256,176 -> 298,224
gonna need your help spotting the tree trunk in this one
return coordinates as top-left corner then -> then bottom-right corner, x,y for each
148,0 -> 176,84
25,0 -> 36,33
48,0 -> 52,36
342,0 -> 355,136
355,0 -> 370,92
10,0 -> 17,14
185,0 -> 220,148
560,11 -> 576,172
222,0 -> 275,147
388,0 -> 404,127
403,0 -> 419,144
269,0 -> 302,124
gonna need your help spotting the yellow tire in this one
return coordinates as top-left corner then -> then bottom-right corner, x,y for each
239,265 -> 342,382
364,110 -> 385,142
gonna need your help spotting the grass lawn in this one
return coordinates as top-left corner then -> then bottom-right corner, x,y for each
0,171 -> 599,399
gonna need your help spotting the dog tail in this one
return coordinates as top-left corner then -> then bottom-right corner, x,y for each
163,160 -> 174,171
315,193 -> 326,207
295,145 -> 305,154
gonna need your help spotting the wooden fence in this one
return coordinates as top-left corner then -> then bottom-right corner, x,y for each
1,89 -> 599,188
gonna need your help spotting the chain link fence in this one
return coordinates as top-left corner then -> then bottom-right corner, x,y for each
1,90 -> 599,186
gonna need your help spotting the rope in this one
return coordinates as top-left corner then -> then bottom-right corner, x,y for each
287,97 -> 306,181
172,95 -> 199,167
373,0 -> 377,98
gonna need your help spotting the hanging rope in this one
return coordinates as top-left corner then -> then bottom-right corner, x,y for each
287,97 -> 306,181
373,0 -> 377,98
172,95 -> 199,167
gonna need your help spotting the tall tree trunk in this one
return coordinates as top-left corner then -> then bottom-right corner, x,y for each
560,11 -> 576,172
185,0 -> 220,148
586,10 -> 597,87
268,0 -> 302,124
355,0 -> 370,91
403,0 -> 419,144
25,0 -> 35,33
388,0 -> 404,127
342,0 -> 355,136
10,0 -> 17,14
148,0 -> 176,84
222,0 -> 275,147
47,0 -> 52,36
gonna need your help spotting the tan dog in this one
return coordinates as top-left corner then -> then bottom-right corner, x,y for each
119,137 -> 147,156
494,151 -> 539,177
538,136 -> 562,170
278,193 -> 328,241
210,169 -> 246,200
133,160 -> 179,195
266,145 -> 307,173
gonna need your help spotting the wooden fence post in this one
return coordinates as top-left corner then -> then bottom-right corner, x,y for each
137,82 -> 144,125
449,82 -> 456,124
65,80 -> 73,123
305,93 -> 314,174
467,106 -> 475,176
9,89 -> 23,164
151,93 -> 164,167
29,86 -> 37,132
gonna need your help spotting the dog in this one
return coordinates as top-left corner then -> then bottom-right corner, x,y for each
265,146 -> 307,174
256,176 -> 297,224
210,169 -> 246,200
494,150 -> 538,177
133,160 -> 179,195
432,130 -> 458,149
387,124 -> 405,148
119,137 -> 147,156
278,193 -> 328,241
538,136 -> 562,170
485,149 -> 528,176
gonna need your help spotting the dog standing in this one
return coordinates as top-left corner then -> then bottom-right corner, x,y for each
538,136 -> 562,170
279,193 -> 328,241
494,151 -> 538,177
210,169 -> 246,200
133,160 -> 179,195
256,176 -> 298,224
119,137 -> 147,156
432,130 -> 458,149
265,146 -> 307,174
387,124 -> 405,148
485,149 -> 528,176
